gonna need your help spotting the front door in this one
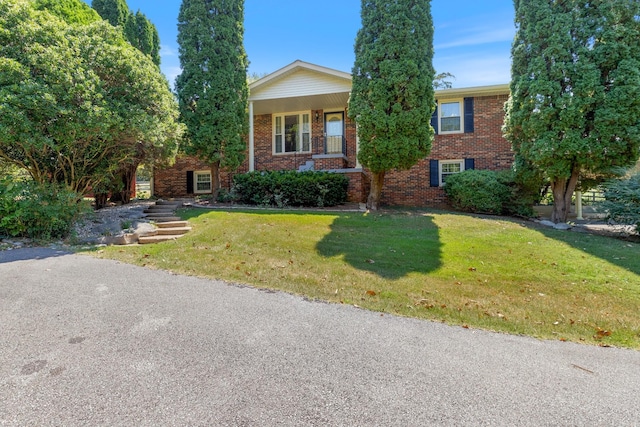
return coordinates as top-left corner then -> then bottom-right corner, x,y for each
324,112 -> 344,154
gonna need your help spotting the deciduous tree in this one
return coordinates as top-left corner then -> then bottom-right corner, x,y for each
176,0 -> 249,196
0,0 -> 181,207
348,0 -> 435,210
503,0 -> 640,223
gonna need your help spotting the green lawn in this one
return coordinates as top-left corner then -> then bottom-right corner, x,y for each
88,207 -> 640,349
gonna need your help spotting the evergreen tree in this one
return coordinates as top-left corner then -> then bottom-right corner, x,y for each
91,0 -> 128,27
92,0 -> 160,66
503,0 -> 640,223
176,0 -> 249,196
348,0 -> 435,210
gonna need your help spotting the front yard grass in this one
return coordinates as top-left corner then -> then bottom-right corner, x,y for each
89,208 -> 640,349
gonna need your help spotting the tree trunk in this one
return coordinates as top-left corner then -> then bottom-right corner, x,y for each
109,165 -> 137,205
366,171 -> 385,210
211,161 -> 221,200
550,166 -> 580,223
94,193 -> 109,210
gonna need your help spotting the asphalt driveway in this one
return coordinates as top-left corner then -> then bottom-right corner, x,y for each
1,248 -> 639,426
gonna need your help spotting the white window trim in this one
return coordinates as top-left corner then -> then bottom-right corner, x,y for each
272,111 -> 312,155
194,170 -> 212,194
439,159 -> 465,186
438,99 -> 464,135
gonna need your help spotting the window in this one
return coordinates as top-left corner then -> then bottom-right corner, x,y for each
431,97 -> 474,134
439,100 -> 462,133
274,112 -> 311,154
429,158 -> 474,187
439,160 -> 464,185
194,170 -> 211,194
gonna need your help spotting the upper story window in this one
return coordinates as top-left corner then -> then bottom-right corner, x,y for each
431,97 -> 474,135
274,112 -> 311,154
439,101 -> 462,133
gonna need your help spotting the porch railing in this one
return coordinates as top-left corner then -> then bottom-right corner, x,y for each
313,135 -> 346,156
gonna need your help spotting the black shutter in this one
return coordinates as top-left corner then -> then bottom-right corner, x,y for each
430,105 -> 438,134
464,97 -> 474,133
429,159 -> 439,187
186,171 -> 194,194
465,158 -> 475,171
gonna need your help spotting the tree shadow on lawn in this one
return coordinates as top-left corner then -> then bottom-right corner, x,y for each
529,221 -> 640,277
179,206 -> 443,280
314,211 -> 443,280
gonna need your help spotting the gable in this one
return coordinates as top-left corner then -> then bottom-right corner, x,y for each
250,68 -> 351,102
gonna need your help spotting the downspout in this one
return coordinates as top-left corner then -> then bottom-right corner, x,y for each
249,101 -> 255,172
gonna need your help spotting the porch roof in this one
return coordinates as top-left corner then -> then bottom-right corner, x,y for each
249,60 -> 352,115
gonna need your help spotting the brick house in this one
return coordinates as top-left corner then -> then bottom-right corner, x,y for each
154,60 -> 513,207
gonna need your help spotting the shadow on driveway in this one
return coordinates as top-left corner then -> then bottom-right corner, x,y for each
0,247 -> 71,264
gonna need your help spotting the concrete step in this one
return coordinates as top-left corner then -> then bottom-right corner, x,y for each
155,227 -> 192,236
138,234 -> 185,245
155,221 -> 189,228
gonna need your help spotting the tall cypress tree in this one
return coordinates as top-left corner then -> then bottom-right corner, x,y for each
176,0 -> 249,196
348,0 -> 435,210
504,0 -> 640,223
91,0 -> 128,27
92,0 -> 160,66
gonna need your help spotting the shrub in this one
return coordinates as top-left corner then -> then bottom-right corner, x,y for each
444,169 -> 510,215
444,169 -> 538,217
233,171 -> 349,208
496,170 -> 537,217
600,174 -> 640,232
0,178 -> 87,239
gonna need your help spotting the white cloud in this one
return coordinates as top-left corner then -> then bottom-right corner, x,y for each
435,26 -> 515,50
161,65 -> 182,88
160,44 -> 178,57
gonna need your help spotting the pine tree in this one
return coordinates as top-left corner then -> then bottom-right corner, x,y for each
176,0 -> 249,196
504,0 -> 640,223
348,0 -> 435,210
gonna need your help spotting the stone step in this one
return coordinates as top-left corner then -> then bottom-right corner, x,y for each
156,227 -> 192,236
154,221 -> 189,228
144,207 -> 176,213
138,234 -> 185,245
148,216 -> 182,222
144,211 -> 177,217
155,200 -> 183,207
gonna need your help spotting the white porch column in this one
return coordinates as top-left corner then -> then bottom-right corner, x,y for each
575,190 -> 584,220
249,101 -> 255,172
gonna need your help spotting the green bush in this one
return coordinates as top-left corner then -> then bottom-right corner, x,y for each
444,169 -> 510,215
601,174 -> 640,231
0,179 -> 87,239
443,169 -> 538,217
233,171 -> 349,208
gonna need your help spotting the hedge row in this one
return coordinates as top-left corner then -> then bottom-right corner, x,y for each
232,171 -> 349,208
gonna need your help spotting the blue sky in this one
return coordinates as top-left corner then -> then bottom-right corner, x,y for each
83,0 -> 516,89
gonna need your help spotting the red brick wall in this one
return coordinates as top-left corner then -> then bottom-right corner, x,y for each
253,110 -> 359,171
154,95 -> 512,207
380,94 -> 513,206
